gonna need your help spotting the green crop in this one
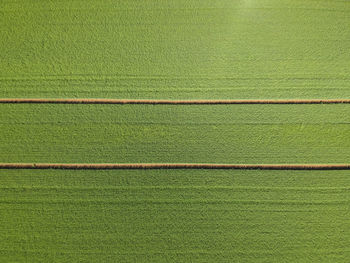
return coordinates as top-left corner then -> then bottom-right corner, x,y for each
1,0 -> 350,262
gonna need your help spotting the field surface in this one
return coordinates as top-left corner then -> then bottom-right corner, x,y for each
1,103 -> 350,262
1,0 -> 350,99
2,0 -> 350,262
1,104 -> 350,164
1,169 -> 350,262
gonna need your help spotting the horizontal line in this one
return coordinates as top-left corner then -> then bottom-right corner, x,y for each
1,163 -> 350,170
2,98 -> 350,104
1,186 -> 348,191
0,200 -> 348,206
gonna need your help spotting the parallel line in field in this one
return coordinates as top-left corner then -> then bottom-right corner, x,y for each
1,163 -> 350,170
2,98 -> 350,104
0,199 -> 347,205
1,186 -> 348,191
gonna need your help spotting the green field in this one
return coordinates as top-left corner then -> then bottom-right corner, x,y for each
1,104 -> 350,164
1,0 -> 350,99
1,103 -> 350,261
1,169 -> 350,262
2,0 -> 350,262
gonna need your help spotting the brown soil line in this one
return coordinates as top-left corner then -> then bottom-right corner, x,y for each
2,98 -> 350,104
1,163 -> 350,170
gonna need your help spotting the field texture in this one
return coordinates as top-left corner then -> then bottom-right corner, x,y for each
1,104 -> 350,164
2,0 -> 350,262
1,103 -> 350,262
1,169 -> 350,262
1,0 -> 350,99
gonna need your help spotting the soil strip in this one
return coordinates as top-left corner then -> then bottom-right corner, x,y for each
2,98 -> 350,104
1,163 -> 350,170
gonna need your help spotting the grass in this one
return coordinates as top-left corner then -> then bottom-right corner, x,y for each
1,169 -> 350,262
1,0 -> 350,99
1,104 -> 350,164
2,0 -> 350,262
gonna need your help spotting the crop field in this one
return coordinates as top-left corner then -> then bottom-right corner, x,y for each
1,103 -> 350,262
1,169 -> 350,262
1,0 -> 350,262
1,0 -> 350,99
1,103 -> 350,164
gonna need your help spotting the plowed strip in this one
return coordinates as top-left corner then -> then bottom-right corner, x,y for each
2,98 -> 350,104
1,163 -> 350,170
